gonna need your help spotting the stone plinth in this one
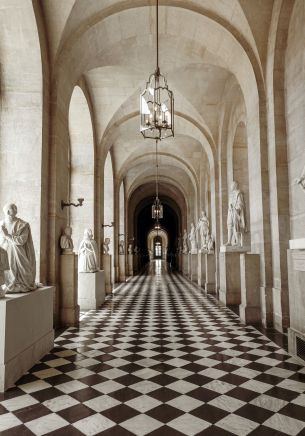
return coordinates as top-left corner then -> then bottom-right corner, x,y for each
182,254 -> 188,276
128,253 -> 133,276
191,253 -> 198,283
60,253 -> 79,326
205,253 -> 216,293
219,249 -> 243,306
119,255 -> 126,282
103,255 -> 113,294
239,254 -> 261,324
133,255 -> 139,274
289,238 -> 305,250
78,270 -> 105,310
198,252 -> 206,288
187,253 -> 191,277
0,287 -> 55,392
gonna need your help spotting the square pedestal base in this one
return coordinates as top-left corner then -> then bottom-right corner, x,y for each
205,253 -> 216,294
191,254 -> 198,283
0,287 -> 55,391
119,255 -> 126,282
128,254 -> 133,276
239,254 -> 261,324
60,253 -> 79,327
219,251 -> 242,305
198,252 -> 206,288
103,255 -> 113,294
182,254 -> 188,276
78,270 -> 105,310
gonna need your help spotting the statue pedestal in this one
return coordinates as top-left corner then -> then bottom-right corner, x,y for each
103,254 -> 112,294
187,253 -> 191,277
119,254 -> 126,282
205,253 -> 216,293
198,252 -> 206,288
78,270 -> 105,310
239,254 -> 261,324
0,287 -> 55,391
133,255 -> 139,274
60,253 -> 79,326
219,246 -> 249,306
182,254 -> 188,276
287,246 -> 305,363
191,253 -> 198,283
128,253 -> 133,276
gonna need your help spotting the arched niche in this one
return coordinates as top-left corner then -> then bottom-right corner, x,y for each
0,0 -> 44,278
147,229 -> 168,261
229,121 -> 251,246
285,0 -> 305,239
68,85 -> 95,250
104,152 -> 114,276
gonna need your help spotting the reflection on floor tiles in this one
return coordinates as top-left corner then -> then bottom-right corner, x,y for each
1,263 -> 305,435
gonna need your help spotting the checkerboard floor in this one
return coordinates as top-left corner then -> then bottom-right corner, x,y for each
1,262 -> 305,435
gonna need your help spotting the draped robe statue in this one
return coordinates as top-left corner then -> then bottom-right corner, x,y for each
225,181 -> 247,247
189,222 -> 197,253
0,203 -> 36,293
196,211 -> 210,251
78,229 -> 99,273
182,229 -> 189,254
103,237 -> 110,254
119,240 -> 125,255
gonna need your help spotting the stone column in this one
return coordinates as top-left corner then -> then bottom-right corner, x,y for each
219,246 -> 249,306
205,253 -> 216,293
60,253 -> 79,326
119,254 -> 126,282
191,253 -> 198,283
239,254 -> 261,324
103,254 -> 113,294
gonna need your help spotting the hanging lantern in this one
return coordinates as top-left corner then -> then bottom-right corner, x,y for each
140,0 -> 174,140
152,197 -> 163,219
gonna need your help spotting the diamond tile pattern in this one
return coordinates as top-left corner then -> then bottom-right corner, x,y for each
1,267 -> 305,435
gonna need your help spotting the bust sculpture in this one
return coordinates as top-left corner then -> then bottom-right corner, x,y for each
60,226 -> 74,253
225,181 -> 247,247
196,211 -> 209,251
189,222 -> 197,254
182,229 -> 189,254
0,203 -> 37,293
119,240 -> 125,255
78,229 -> 99,273
128,243 -> 133,254
103,237 -> 110,254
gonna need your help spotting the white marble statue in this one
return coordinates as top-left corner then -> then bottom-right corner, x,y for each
128,243 -> 133,254
78,229 -> 99,273
177,234 -> 182,253
182,229 -> 189,254
225,181 -> 247,247
60,226 -> 74,253
207,234 -> 215,253
119,240 -> 125,255
103,237 -> 110,254
0,247 -> 9,297
196,211 -> 210,251
189,222 -> 197,254
0,203 -> 37,293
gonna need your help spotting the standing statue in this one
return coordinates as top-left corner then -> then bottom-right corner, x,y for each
78,229 -> 99,273
60,226 -> 74,253
134,246 -> 139,255
207,234 -> 215,253
182,229 -> 189,254
225,181 -> 247,247
189,222 -> 197,253
196,211 -> 210,251
119,240 -> 125,255
103,237 -> 110,254
177,234 -> 182,254
0,203 -> 37,293
128,243 -> 133,254
0,247 -> 9,297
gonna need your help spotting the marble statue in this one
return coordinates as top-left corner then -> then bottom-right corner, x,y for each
0,247 -> 9,297
119,240 -> 125,255
60,226 -> 74,253
128,243 -> 133,254
189,222 -> 197,254
134,246 -> 139,255
196,211 -> 210,251
207,234 -> 215,253
177,234 -> 182,253
78,229 -> 99,273
0,203 -> 37,293
182,229 -> 189,254
225,181 -> 247,247
103,237 -> 110,254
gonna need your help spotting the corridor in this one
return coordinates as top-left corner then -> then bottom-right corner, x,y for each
1,264 -> 305,436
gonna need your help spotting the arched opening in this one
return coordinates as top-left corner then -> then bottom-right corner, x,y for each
68,85 -> 95,251
147,229 -> 168,261
104,152 -> 114,282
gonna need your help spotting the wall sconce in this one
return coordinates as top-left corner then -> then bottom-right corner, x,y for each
102,221 -> 115,228
61,198 -> 84,210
